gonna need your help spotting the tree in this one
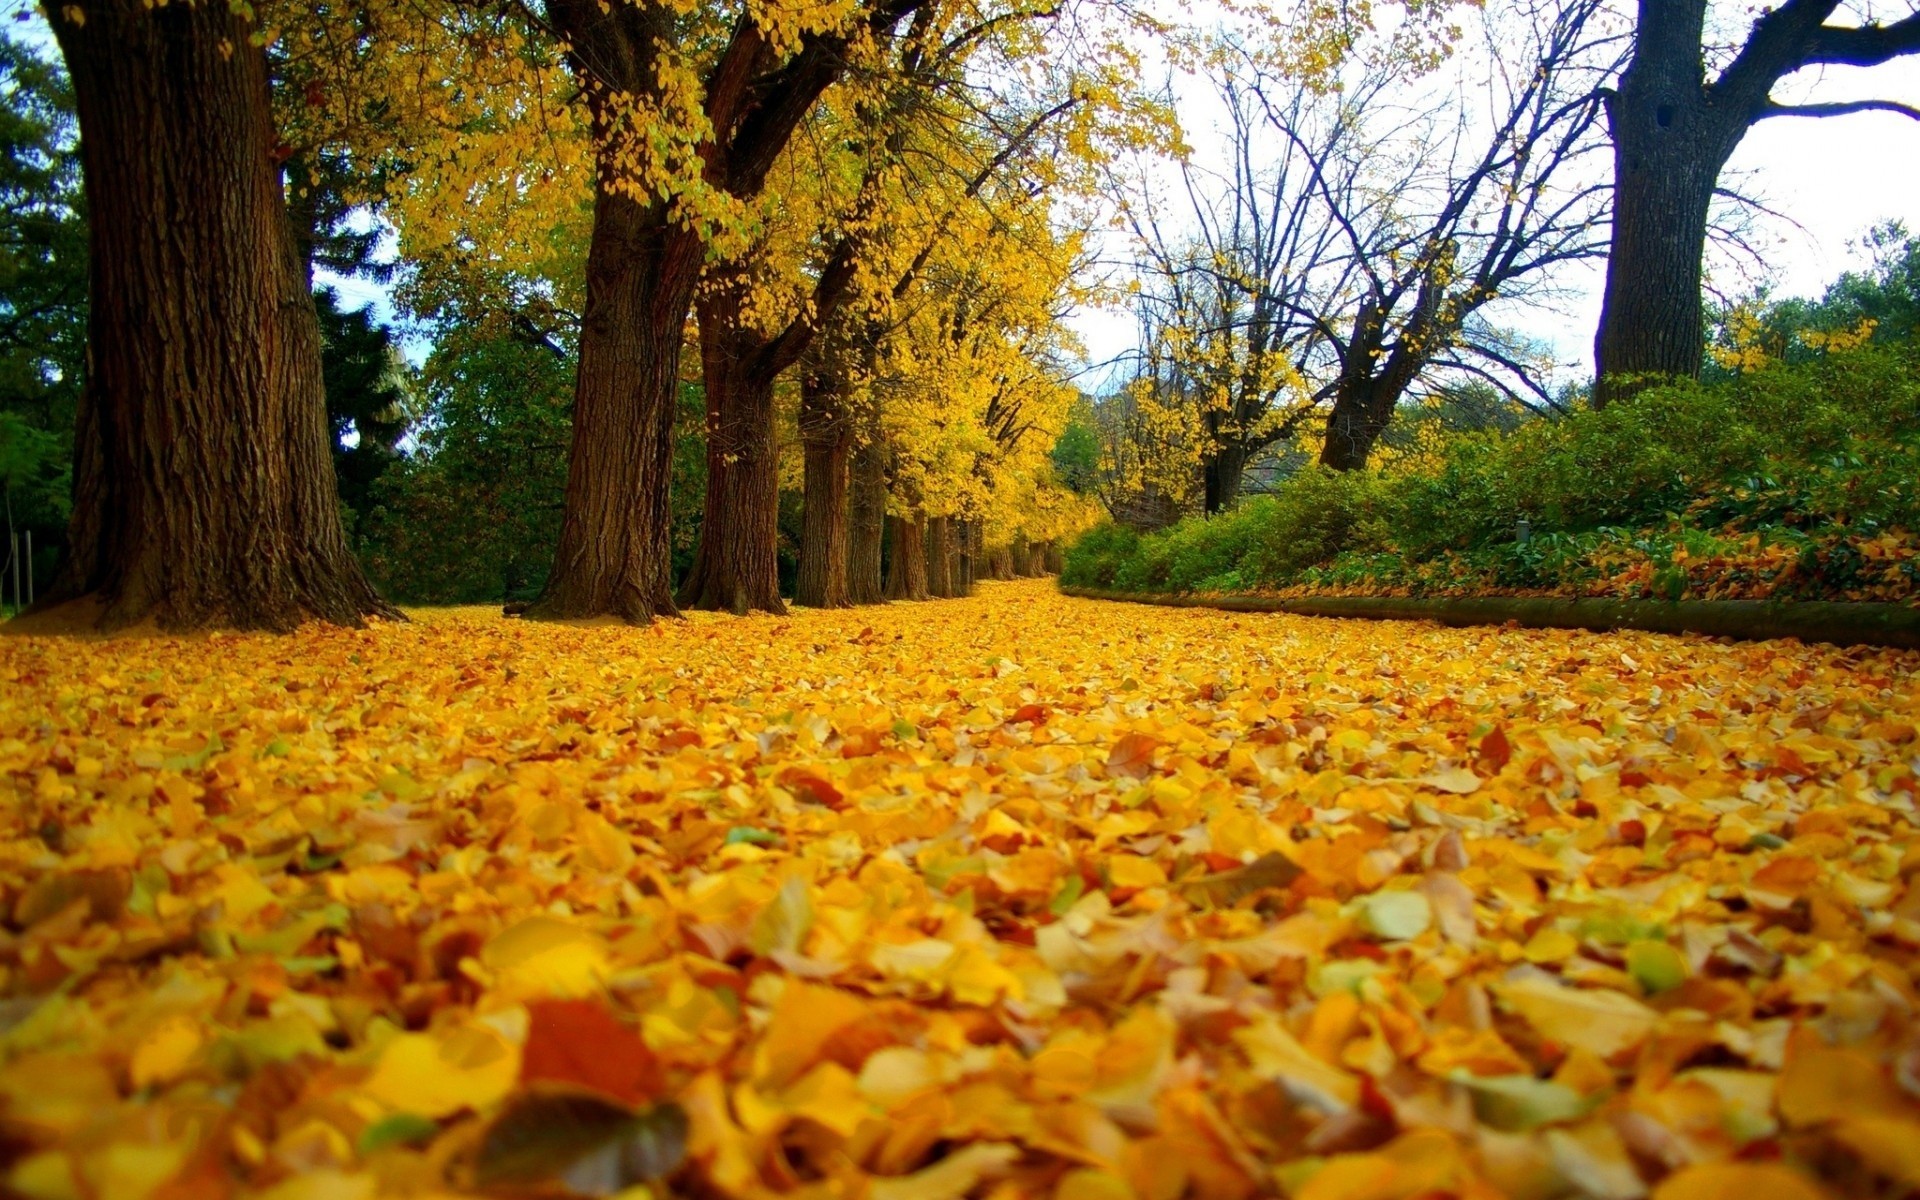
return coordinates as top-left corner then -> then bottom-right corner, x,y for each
1114,0 -> 1616,494
681,5 -> 1096,613
1591,0 -> 1920,406
511,0 -> 928,622
316,290 -> 415,530
0,34 -> 86,584
22,0 -> 392,631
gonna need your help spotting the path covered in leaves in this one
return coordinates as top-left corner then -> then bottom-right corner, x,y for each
4,581 -> 1920,1200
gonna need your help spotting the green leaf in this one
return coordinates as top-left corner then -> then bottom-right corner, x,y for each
1454,1073 -> 1596,1132
892,719 -> 918,741
357,1113 -> 440,1156
1626,940 -> 1688,994
724,826 -> 778,847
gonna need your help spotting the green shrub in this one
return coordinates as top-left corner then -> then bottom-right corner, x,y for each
1065,343 -> 1920,599
1060,523 -> 1142,589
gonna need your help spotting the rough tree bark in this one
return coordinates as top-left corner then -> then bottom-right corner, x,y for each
532,165 -> 696,621
794,364 -> 853,608
924,516 -> 954,598
884,513 -> 928,600
1592,0 -> 1920,407
1591,2 -> 1740,407
679,272 -> 787,614
987,544 -> 1014,580
1203,443 -> 1251,515
533,0 -> 923,619
846,436 -> 888,605
24,0 -> 393,633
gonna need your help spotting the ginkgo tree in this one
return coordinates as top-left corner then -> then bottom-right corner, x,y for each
871,189 -> 1098,599
678,0 -> 1140,614
23,0 -> 396,632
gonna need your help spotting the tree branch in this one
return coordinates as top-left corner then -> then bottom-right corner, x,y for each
1759,97 -> 1920,121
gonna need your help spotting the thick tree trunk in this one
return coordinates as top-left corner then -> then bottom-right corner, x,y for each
795,368 -> 852,608
1591,140 -> 1732,406
680,284 -> 785,614
1043,541 -> 1064,574
846,436 -> 887,605
1319,380 -> 1395,471
1591,0 -> 1744,408
1011,537 -> 1033,578
924,516 -> 954,598
987,544 -> 1013,580
25,1 -> 392,633
953,520 -> 975,597
884,513 -> 929,600
528,171 -> 694,621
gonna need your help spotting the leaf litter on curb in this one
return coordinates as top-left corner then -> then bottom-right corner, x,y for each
3,579 -> 1920,1199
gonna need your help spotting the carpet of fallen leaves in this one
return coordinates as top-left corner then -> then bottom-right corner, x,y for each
5,580 -> 1920,1200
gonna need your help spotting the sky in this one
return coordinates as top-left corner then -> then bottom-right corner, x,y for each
9,0 -> 1917,385
1065,35 -> 1920,389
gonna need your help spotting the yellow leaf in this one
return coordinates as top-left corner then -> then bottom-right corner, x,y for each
1496,975 -> 1661,1060
362,1026 -> 519,1118
481,916 -> 610,998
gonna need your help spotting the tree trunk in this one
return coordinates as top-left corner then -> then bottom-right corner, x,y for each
25,0 -> 392,633
846,435 -> 887,605
954,520 -> 975,597
1204,443 -> 1250,513
1318,380 -> 1395,471
924,515 -> 954,598
795,367 -> 852,608
679,282 -> 786,614
1011,536 -> 1033,577
1591,0 -> 1743,408
1043,541 -> 1064,574
884,513 -> 928,600
987,544 -> 1013,580
527,168 -> 694,621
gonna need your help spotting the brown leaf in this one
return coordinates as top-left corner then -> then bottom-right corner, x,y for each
1009,703 -> 1051,726
1180,851 -> 1303,907
779,768 -> 846,810
473,1091 -> 688,1195
11,868 -> 130,929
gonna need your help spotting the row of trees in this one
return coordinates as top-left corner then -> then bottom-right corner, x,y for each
1091,0 -> 1920,519
12,0 -> 1147,629
7,0 -> 1917,627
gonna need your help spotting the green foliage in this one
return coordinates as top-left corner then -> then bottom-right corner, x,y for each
1706,221 -> 1920,374
0,33 -> 85,570
1066,343 -> 1920,601
356,329 -> 572,603
358,328 -> 709,604
316,288 -> 415,528
1050,401 -> 1101,495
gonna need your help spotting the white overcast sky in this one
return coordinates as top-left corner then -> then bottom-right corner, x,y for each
1067,28 -> 1920,388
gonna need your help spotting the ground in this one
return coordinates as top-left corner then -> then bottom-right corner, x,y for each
2,580 -> 1919,1200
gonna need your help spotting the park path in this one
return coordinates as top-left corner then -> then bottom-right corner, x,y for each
2,580 -> 1917,1198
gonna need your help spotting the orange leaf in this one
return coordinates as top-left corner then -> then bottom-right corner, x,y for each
1479,726 -> 1512,772
521,999 -> 663,1106
1107,733 -> 1160,780
780,768 -> 846,810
